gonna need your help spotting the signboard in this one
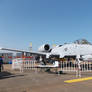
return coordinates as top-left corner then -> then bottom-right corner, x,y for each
12,58 -> 23,70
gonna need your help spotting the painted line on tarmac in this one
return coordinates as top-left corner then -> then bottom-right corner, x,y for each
64,77 -> 92,83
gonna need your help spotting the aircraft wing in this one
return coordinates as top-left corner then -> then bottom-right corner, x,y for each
0,47 -> 47,56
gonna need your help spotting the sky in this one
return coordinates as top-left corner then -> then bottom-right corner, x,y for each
0,0 -> 92,51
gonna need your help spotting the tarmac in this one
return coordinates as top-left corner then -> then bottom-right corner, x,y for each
0,65 -> 92,92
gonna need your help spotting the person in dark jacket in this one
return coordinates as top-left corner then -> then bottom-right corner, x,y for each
0,56 -> 3,72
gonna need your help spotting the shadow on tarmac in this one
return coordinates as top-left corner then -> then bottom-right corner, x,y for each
45,69 -> 67,75
0,71 -> 24,79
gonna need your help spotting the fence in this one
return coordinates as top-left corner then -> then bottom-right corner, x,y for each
60,60 -> 92,71
23,59 -> 36,70
12,58 -> 92,77
12,58 -> 36,72
60,60 -> 92,77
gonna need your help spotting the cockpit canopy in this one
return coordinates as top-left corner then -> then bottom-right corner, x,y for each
74,39 -> 92,45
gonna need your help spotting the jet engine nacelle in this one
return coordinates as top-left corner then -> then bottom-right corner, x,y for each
38,44 -> 50,52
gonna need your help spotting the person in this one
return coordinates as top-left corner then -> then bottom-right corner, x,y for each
40,56 -> 46,65
0,56 -> 3,72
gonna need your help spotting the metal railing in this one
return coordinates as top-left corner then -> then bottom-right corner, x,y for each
60,61 -> 92,72
12,58 -> 92,77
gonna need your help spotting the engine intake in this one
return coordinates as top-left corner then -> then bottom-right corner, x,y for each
38,44 -> 50,52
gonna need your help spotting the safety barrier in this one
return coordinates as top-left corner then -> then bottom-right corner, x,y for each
23,60 -> 36,70
12,58 -> 36,72
12,58 -> 92,77
60,60 -> 92,77
60,61 -> 92,71
60,61 -> 78,72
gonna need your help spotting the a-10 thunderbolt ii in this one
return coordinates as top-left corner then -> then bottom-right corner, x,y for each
0,39 -> 92,63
